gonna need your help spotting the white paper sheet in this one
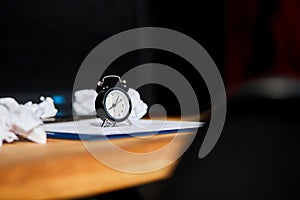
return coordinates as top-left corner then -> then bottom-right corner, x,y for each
43,118 -> 204,138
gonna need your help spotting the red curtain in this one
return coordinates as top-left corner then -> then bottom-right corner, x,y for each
225,0 -> 300,93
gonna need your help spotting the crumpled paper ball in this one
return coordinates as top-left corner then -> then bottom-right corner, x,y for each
127,88 -> 148,121
0,97 -> 57,147
73,89 -> 98,115
73,88 -> 148,121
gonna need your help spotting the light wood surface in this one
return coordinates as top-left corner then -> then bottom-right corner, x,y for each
0,127 -> 196,199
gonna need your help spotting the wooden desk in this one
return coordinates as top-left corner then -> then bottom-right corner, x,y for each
0,129 -> 195,199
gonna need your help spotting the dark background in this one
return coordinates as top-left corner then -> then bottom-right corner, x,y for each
0,0 -> 219,116
0,0 -> 299,199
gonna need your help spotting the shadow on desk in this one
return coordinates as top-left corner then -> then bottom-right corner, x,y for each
76,188 -> 144,200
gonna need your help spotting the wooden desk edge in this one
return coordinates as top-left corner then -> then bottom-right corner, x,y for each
0,131 -> 194,199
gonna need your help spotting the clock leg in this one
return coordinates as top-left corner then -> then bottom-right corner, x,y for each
101,118 -> 116,128
101,118 -> 107,128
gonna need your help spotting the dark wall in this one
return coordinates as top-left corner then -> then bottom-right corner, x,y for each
0,0 -> 223,116
0,0 -> 138,93
104,0 -> 223,115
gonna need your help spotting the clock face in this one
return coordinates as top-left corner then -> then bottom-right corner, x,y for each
103,88 -> 131,122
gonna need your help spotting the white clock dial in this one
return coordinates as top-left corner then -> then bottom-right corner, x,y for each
104,89 -> 131,121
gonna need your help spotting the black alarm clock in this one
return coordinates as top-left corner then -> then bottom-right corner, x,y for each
95,75 -> 132,127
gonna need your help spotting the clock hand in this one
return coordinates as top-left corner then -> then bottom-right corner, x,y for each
114,96 -> 119,104
115,99 -> 123,106
108,103 -> 116,110
108,96 -> 121,110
